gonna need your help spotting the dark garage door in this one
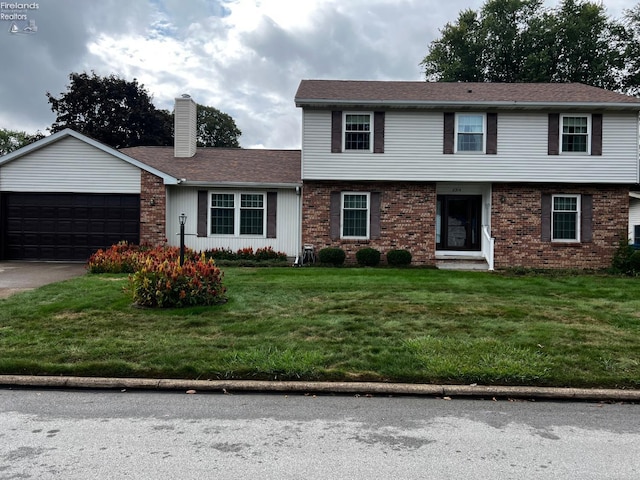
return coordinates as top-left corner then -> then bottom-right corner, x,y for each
1,192 -> 140,261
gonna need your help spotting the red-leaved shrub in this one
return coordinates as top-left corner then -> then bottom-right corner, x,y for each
129,254 -> 226,308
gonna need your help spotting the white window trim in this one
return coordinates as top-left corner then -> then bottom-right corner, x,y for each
560,114 -> 591,155
341,191 -> 370,239
551,194 -> 581,243
342,112 -> 373,152
209,191 -> 267,238
454,113 -> 486,154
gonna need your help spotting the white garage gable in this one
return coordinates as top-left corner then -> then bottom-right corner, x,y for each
0,134 -> 141,194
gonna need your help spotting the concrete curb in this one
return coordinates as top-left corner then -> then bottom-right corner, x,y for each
1,375 -> 639,402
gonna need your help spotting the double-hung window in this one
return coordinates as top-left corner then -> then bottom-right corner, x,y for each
210,192 -> 265,236
634,226 -> 640,246
456,114 -> 485,152
342,192 -> 369,238
552,194 -> 580,242
344,113 -> 372,151
561,115 -> 589,153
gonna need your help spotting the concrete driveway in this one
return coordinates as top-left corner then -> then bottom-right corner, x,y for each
0,262 -> 87,299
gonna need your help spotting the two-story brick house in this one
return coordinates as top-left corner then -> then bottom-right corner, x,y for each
295,80 -> 640,269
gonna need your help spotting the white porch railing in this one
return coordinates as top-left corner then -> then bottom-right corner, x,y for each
482,225 -> 495,271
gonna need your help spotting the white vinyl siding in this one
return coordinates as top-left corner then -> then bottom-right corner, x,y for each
0,136 -> 141,193
167,186 -> 300,257
301,110 -> 638,184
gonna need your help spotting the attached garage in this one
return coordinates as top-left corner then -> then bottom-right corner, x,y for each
2,192 -> 140,261
0,129 -> 177,262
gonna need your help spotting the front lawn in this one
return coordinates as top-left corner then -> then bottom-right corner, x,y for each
0,268 -> 639,388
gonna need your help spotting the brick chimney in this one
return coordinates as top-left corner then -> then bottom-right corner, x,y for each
174,94 -> 197,158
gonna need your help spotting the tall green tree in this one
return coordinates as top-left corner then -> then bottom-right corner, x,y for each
196,104 -> 241,148
421,0 -> 638,93
47,72 -> 173,148
0,128 -> 44,156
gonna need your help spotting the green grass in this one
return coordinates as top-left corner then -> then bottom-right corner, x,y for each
0,268 -> 639,388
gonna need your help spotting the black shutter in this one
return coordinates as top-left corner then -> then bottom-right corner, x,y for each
548,113 -> 559,155
591,114 -> 602,156
541,193 -> 551,242
486,113 -> 497,154
330,191 -> 341,240
331,111 -> 342,153
581,194 -> 593,242
266,192 -> 277,238
443,112 -> 455,154
370,192 -> 381,239
197,190 -> 208,237
374,112 -> 385,153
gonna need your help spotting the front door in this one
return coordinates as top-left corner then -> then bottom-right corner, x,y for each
436,195 -> 481,251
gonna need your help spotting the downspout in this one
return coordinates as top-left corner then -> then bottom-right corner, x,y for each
295,185 -> 302,266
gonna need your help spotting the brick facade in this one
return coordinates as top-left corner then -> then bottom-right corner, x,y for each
491,183 -> 628,269
303,181 -> 629,269
139,170 -> 167,246
302,181 -> 437,265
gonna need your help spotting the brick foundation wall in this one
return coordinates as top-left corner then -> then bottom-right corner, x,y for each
302,181 -> 437,265
491,184 -> 629,269
140,171 -> 167,246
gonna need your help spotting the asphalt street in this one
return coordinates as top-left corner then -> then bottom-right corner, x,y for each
1,389 -> 639,479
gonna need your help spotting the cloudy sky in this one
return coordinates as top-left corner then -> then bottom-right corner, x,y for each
0,0 -> 633,149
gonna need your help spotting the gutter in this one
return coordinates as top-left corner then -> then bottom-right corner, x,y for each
177,181 -> 302,189
295,99 -> 640,111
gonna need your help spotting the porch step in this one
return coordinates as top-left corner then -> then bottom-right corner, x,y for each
435,256 -> 489,271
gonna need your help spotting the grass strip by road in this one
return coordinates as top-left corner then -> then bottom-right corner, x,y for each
0,267 -> 639,388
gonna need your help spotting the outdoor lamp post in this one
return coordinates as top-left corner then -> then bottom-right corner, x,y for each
179,212 -> 187,266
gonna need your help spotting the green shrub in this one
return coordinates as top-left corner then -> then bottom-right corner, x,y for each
318,247 -> 346,266
356,247 -> 381,267
386,249 -> 412,266
129,255 -> 226,308
203,246 -> 288,263
255,246 -> 288,261
629,251 -> 640,274
611,237 -> 636,275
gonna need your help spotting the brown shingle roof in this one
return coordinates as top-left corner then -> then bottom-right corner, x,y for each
295,80 -> 640,108
120,147 -> 301,185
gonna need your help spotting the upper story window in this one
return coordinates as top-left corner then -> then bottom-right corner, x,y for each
210,192 -> 265,237
344,113 -> 372,151
456,114 -> 485,153
561,115 -> 590,154
342,192 -> 370,239
552,194 -> 580,242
